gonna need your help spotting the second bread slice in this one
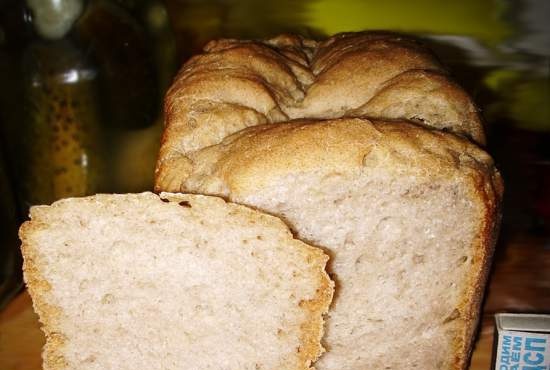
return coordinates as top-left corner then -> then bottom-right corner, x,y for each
20,192 -> 333,370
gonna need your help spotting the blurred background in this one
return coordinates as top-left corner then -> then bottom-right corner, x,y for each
0,0 -> 548,369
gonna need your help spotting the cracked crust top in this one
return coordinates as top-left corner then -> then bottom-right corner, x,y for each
156,31 -> 486,192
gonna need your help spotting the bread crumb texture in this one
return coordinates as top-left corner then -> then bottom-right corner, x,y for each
20,192 -> 334,370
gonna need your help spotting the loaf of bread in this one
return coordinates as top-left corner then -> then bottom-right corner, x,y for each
156,32 -> 485,191
159,118 -> 502,370
20,192 -> 333,370
155,31 -> 503,370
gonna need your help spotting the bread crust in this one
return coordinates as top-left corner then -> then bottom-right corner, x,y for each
163,118 -> 497,196
450,168 -> 503,369
20,220 -> 69,370
155,31 -> 486,192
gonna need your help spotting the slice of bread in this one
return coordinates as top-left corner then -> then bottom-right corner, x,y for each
20,192 -> 333,370
159,119 -> 503,370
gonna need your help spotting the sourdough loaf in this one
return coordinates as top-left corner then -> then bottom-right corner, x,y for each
156,32 -> 485,191
159,118 -> 502,370
20,192 -> 333,370
154,31 -> 502,370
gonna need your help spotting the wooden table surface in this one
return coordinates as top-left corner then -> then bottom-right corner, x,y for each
1,234 -> 548,370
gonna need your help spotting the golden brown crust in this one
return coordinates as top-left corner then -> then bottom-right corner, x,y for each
451,168 -> 503,370
155,31 -> 487,192
294,246 -> 334,370
311,31 -> 435,73
19,220 -> 68,370
169,118 -> 495,197
300,33 -> 444,119
349,69 -> 486,143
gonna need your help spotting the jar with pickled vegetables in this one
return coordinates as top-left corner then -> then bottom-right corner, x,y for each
11,0 -> 105,213
17,39 -> 104,209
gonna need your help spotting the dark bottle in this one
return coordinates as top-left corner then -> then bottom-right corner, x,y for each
129,0 -> 179,93
73,0 -> 173,192
75,0 -> 160,130
0,0 -> 34,173
0,146 -> 23,310
0,0 -> 33,308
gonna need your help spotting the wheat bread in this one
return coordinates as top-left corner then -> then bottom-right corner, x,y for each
154,31 -> 502,370
157,118 -> 503,370
20,192 -> 334,370
156,32 -> 485,191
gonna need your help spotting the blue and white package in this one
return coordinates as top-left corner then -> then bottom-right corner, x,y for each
493,313 -> 550,370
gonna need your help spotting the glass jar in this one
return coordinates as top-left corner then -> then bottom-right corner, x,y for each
15,39 -> 104,211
